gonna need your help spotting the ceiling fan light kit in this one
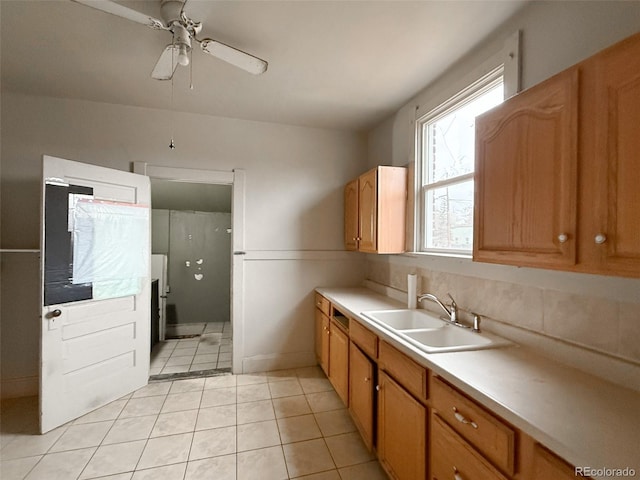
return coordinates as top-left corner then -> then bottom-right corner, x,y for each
70,0 -> 269,79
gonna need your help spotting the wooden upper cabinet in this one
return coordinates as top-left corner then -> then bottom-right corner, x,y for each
344,178 -> 359,251
358,168 -> 378,252
474,68 -> 579,269
344,166 -> 407,254
474,32 -> 640,277
579,33 -> 640,276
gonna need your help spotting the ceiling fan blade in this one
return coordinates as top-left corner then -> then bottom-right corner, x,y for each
151,45 -> 180,80
200,39 -> 268,75
71,0 -> 166,29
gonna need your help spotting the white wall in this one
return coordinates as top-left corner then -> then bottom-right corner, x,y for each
368,1 -> 640,170
0,93 -> 367,396
366,1 -> 640,382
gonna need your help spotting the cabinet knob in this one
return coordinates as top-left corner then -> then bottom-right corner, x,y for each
375,385 -> 381,392
364,377 -> 370,383
557,233 -> 568,243
594,233 -> 607,244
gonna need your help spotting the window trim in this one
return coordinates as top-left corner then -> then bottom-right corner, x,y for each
415,66 -> 505,255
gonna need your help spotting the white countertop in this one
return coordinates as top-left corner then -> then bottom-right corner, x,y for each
316,287 -> 640,480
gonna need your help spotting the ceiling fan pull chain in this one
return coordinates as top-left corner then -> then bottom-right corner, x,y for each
190,49 -> 194,90
169,37 -> 176,150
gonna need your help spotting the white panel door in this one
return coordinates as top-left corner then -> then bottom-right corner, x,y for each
40,155 -> 151,433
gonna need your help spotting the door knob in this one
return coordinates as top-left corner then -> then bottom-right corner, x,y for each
47,309 -> 62,319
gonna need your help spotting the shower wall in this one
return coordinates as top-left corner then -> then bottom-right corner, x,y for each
152,209 -> 231,325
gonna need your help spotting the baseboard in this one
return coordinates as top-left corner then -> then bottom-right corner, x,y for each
1,375 -> 38,399
241,351 -> 317,374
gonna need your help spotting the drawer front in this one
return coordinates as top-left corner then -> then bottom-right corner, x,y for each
431,376 -> 515,475
350,320 -> 378,359
314,292 -> 331,316
379,341 -> 428,401
431,413 -> 509,480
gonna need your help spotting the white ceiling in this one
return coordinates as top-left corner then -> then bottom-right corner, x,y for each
1,0 -> 528,132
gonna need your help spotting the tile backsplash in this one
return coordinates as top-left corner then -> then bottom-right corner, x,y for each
366,257 -> 640,368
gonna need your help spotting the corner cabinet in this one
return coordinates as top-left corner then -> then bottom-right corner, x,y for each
474,32 -> 640,278
474,68 -> 579,269
344,166 -> 407,254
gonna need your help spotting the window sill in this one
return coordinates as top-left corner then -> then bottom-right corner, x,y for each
404,251 -> 473,261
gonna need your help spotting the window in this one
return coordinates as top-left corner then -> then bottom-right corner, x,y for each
417,68 -> 504,254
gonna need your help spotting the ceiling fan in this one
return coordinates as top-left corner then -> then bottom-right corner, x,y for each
71,0 -> 268,79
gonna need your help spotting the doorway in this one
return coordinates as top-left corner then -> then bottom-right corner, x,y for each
134,163 -> 246,377
149,181 -> 233,376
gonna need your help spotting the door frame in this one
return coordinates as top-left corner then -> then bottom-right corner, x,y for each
133,163 -> 245,374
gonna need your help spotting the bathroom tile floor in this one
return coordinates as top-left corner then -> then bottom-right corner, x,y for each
0,367 -> 389,480
151,322 -> 233,375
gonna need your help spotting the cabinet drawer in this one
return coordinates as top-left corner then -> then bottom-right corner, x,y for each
431,376 -> 515,475
350,320 -> 378,359
314,292 -> 331,316
379,341 -> 428,402
431,413 -> 509,480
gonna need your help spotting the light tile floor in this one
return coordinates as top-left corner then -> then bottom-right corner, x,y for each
0,367 -> 389,480
151,322 -> 232,375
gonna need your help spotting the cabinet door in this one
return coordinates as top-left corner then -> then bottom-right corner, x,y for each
474,68 -> 578,269
329,322 -> 349,405
582,33 -> 640,276
378,371 -> 427,480
531,444 -> 586,479
349,342 -> 375,450
344,178 -> 360,251
358,168 -> 378,253
315,309 -> 330,375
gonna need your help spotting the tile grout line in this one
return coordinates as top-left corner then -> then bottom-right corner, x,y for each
127,381 -> 173,478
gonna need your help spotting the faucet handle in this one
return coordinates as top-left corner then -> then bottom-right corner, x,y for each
472,313 -> 481,333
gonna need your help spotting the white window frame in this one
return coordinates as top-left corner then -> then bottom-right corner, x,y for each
416,67 -> 504,255
412,30 -> 521,257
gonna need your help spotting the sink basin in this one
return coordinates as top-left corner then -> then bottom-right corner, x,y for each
361,309 -> 445,331
361,309 -> 512,353
402,326 -> 510,353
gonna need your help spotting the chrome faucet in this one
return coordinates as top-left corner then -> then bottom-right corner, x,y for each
417,292 -> 458,324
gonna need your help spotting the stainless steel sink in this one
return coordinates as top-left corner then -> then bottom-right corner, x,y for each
361,309 -> 512,353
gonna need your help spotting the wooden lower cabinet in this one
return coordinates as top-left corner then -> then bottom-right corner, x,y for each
314,308 -> 330,375
431,376 -> 515,476
431,414 -> 508,480
377,370 -> 427,480
348,341 -> 375,450
316,291 -> 589,480
532,445 -> 585,479
328,321 -> 349,405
